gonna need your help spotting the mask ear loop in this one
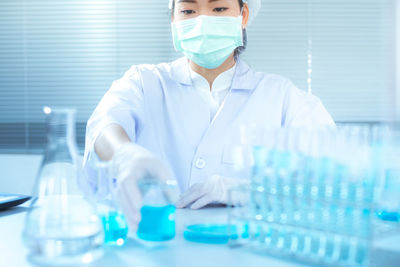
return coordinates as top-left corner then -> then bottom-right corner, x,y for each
240,7 -> 245,29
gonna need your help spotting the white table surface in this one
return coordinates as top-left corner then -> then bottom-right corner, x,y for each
1,201 -> 400,267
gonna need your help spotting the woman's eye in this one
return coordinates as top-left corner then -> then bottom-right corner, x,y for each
213,7 -> 228,12
181,10 -> 195,15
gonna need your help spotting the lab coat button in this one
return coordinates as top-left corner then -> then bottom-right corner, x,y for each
195,158 -> 206,169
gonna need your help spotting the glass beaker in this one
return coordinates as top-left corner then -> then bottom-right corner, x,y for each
136,177 -> 177,243
22,107 -> 103,265
92,161 -> 128,246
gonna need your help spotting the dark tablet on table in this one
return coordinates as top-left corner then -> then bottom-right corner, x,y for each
0,194 -> 31,211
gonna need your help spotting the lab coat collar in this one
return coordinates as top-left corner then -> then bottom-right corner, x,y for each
170,57 -> 255,91
170,57 -> 192,85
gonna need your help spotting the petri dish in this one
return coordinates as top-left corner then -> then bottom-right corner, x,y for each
183,224 -> 239,244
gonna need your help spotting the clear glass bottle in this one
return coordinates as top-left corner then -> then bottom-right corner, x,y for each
22,107 -> 103,265
92,161 -> 128,246
136,177 -> 177,243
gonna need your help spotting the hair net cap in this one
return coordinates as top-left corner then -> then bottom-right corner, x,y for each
168,0 -> 261,26
244,0 -> 261,26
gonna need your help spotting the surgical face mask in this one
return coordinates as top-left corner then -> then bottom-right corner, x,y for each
171,15 -> 243,69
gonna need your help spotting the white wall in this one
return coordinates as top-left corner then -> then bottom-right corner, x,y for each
0,154 -> 42,195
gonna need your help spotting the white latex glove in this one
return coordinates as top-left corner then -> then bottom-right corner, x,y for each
112,142 -> 172,233
176,175 -> 247,210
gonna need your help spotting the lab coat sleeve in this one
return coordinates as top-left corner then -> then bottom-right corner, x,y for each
282,79 -> 335,127
81,66 -> 145,194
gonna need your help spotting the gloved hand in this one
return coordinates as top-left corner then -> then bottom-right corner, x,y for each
176,175 -> 248,210
112,142 -> 173,233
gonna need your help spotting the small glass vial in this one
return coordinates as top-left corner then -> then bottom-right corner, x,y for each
136,177 -> 177,243
92,161 -> 129,246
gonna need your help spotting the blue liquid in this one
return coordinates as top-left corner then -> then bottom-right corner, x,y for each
376,210 -> 400,222
101,211 -> 129,246
137,205 -> 176,242
184,224 -> 244,244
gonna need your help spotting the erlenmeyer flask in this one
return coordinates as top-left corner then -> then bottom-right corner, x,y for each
136,176 -> 177,243
22,107 -> 103,265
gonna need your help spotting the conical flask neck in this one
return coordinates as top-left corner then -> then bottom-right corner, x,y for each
45,109 -> 78,162
47,121 -> 75,143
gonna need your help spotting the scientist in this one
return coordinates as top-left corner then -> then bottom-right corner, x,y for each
83,0 -> 334,231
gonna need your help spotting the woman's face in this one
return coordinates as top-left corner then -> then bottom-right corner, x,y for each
173,0 -> 243,22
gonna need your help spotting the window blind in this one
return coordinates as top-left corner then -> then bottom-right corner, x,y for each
0,0 -> 396,151
245,0 -> 396,121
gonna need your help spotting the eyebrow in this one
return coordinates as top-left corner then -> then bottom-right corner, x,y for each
177,0 -> 222,3
177,0 -> 197,3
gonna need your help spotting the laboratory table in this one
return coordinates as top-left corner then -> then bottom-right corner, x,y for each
1,202 -> 400,267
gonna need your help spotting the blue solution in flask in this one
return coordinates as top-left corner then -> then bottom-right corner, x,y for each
94,166 -> 129,246
101,211 -> 129,246
137,205 -> 176,241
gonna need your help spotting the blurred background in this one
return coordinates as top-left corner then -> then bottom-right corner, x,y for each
0,0 -> 399,152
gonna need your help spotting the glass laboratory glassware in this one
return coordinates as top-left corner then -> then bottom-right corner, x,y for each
136,176 -> 177,243
92,161 -> 128,246
376,127 -> 400,222
226,126 -> 400,266
22,108 -> 103,265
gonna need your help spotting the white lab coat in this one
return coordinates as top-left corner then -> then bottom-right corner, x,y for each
83,57 -> 334,193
